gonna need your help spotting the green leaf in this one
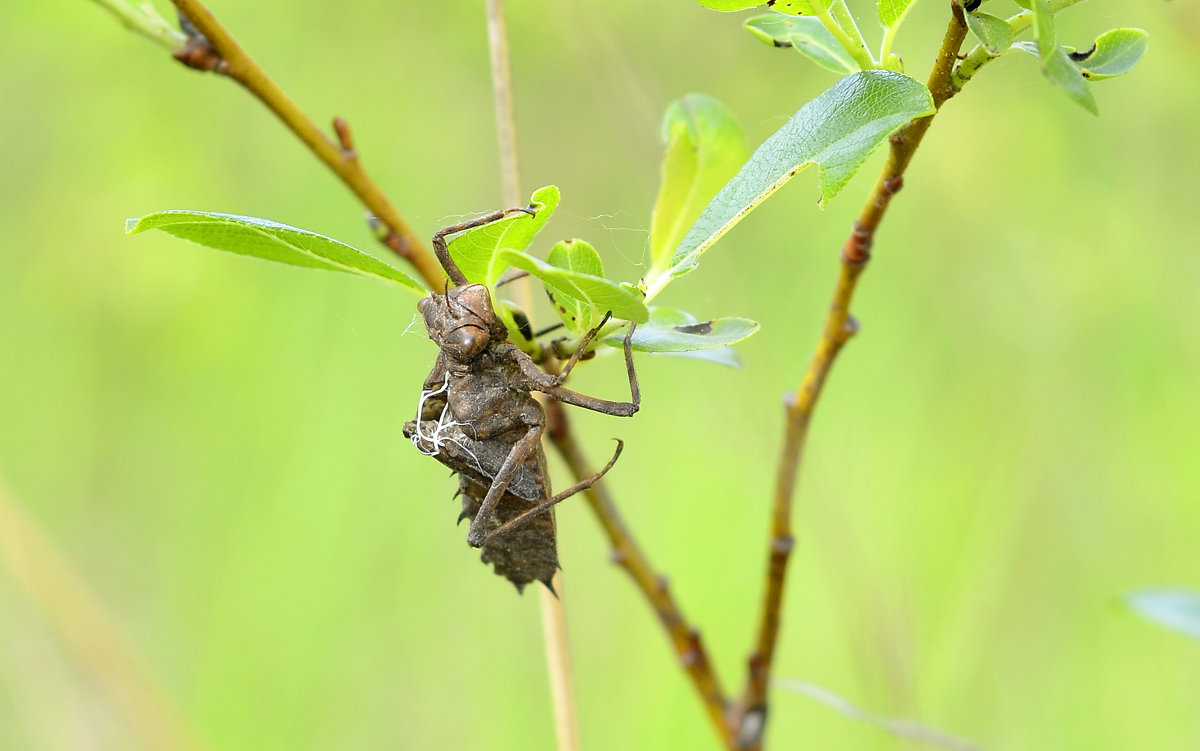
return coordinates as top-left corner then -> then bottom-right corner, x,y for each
497,248 -> 649,325
767,0 -> 835,14
446,185 -> 560,288
650,95 -> 748,281
877,0 -> 916,30
694,0 -> 765,9
545,239 -> 606,334
1031,0 -> 1096,113
1128,590 -> 1200,642
659,346 -> 744,367
696,0 -> 834,12
662,70 -> 933,282
966,10 -> 1014,56
547,238 -> 604,278
603,307 -> 759,353
744,13 -> 858,73
1067,28 -> 1148,80
125,211 -> 425,294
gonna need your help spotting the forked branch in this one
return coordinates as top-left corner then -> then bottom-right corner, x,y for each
167,0 -> 446,287
97,3 -> 979,749
737,4 -> 971,748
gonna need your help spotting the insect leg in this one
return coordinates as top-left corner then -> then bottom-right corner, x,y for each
465,424 -> 544,548
432,206 -> 537,287
516,322 -> 641,417
552,311 -> 613,385
481,440 -> 623,544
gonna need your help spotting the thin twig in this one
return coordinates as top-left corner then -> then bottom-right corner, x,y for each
737,4 -> 971,748
166,0 -> 445,288
775,679 -> 987,751
486,0 -> 522,209
546,402 -> 735,748
539,574 -> 582,751
0,474 -> 209,751
482,1 -> 583,748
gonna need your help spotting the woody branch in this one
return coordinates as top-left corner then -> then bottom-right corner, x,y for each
734,4 -> 971,749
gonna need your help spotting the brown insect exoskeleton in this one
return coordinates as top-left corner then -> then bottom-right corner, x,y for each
402,206 -> 640,591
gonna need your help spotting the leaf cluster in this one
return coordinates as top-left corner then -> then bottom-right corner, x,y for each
127,0 -> 1147,373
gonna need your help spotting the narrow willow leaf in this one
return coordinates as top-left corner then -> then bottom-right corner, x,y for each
603,307 -> 759,353
1031,0 -> 1097,113
498,249 -> 649,324
446,185 -> 560,288
661,346 -> 743,367
650,95 -> 748,278
768,0 -> 835,14
545,239 -> 606,334
744,14 -> 858,73
664,70 -> 933,281
694,0 -> 766,9
1067,28 -> 1148,80
877,0 -> 916,30
966,10 -> 1014,56
1128,590 -> 1200,642
126,211 -> 425,294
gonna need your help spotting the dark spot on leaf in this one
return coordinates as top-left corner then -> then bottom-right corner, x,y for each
1069,44 -> 1096,62
964,0 -> 981,12
773,40 -> 793,48
674,320 -> 714,335
511,309 -> 534,341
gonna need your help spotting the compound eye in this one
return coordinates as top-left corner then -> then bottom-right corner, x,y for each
445,324 -> 489,360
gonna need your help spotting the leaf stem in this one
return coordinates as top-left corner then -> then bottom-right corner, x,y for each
880,23 -> 898,64
736,4 -> 970,748
813,1 -> 877,70
89,0 -> 187,51
166,0 -> 446,288
829,0 -> 878,68
952,11 -> 1033,90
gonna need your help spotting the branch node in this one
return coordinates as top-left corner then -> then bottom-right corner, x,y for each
368,214 -> 415,262
655,575 -> 670,595
735,706 -> 767,750
680,629 -> 704,667
841,221 -> 873,265
841,315 -> 861,341
172,34 -> 223,72
332,117 -> 357,161
607,547 -> 630,566
771,534 -> 796,556
882,174 -> 904,196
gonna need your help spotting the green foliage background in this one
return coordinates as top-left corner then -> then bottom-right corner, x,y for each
1,1 -> 1197,748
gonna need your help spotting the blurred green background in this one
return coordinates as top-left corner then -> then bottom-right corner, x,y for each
2,1 -> 1198,749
